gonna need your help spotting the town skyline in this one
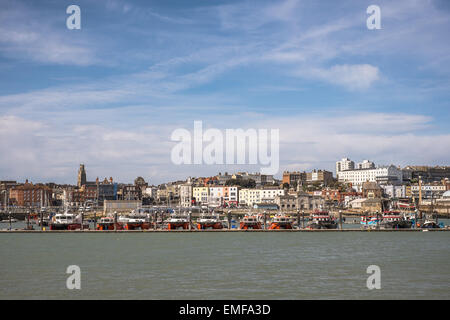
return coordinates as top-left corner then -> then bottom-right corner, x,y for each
2,159 -> 449,187
1,0 -> 450,184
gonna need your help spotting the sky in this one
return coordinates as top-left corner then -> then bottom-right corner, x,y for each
0,0 -> 449,185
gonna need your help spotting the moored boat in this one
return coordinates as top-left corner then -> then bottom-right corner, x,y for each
96,216 -> 124,230
360,215 -> 382,229
239,214 -> 262,230
420,220 -> 440,229
306,211 -> 337,229
166,213 -> 190,230
196,213 -> 223,229
381,211 -> 412,229
50,212 -> 89,230
269,213 -> 293,229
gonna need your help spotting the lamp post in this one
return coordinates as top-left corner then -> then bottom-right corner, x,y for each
188,210 -> 192,230
301,210 -> 305,229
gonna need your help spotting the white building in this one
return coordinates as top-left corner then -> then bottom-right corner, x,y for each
338,165 -> 403,192
180,184 -> 193,207
239,188 -> 284,206
144,186 -> 158,198
411,184 -> 446,198
223,186 -> 239,207
209,187 -> 224,207
336,158 -> 355,174
357,160 -> 375,169
382,185 -> 406,198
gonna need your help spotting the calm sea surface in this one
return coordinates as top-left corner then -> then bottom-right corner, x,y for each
0,228 -> 449,299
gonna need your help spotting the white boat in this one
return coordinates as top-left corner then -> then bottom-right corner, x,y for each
50,212 -> 88,230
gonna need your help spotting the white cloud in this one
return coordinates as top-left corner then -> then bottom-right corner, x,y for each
306,64 -> 381,90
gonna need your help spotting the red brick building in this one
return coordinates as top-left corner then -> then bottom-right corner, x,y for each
9,180 -> 52,207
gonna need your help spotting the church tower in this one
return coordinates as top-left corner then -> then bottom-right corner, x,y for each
77,164 -> 86,188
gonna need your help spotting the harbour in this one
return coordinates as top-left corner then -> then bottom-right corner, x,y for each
1,232 -> 449,299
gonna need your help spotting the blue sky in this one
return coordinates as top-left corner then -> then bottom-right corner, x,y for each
0,0 -> 449,184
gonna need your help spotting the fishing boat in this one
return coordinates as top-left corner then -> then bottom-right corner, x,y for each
306,211 -> 338,229
380,211 -> 412,229
166,213 -> 190,230
196,212 -> 223,229
49,212 -> 89,230
269,213 -> 293,229
239,214 -> 262,230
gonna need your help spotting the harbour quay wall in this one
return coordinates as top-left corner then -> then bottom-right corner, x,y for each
1,228 -> 449,233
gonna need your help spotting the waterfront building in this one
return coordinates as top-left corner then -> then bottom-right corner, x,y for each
209,186 -> 224,207
9,180 -> 52,207
239,187 -> 284,206
103,200 -> 141,214
144,186 -> 158,199
0,180 -> 17,208
337,165 -> 403,192
411,182 -> 447,199
193,186 -> 209,205
223,186 -> 239,207
118,184 -> 140,200
180,184 -> 193,207
382,185 -> 407,199
63,184 -> 98,207
274,191 -> 324,211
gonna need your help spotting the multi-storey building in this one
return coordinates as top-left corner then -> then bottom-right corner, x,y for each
382,185 -> 407,199
223,186 -> 239,207
357,160 -> 375,169
9,181 -> 52,207
336,158 -> 355,174
180,184 -> 193,207
403,166 -> 450,183
411,182 -> 447,199
209,186 -> 224,207
239,187 -> 284,206
282,171 -> 306,186
193,187 -> 209,205
63,184 -> 98,207
1,180 -> 17,208
274,191 -> 325,211
306,170 -> 333,186
337,165 -> 403,192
